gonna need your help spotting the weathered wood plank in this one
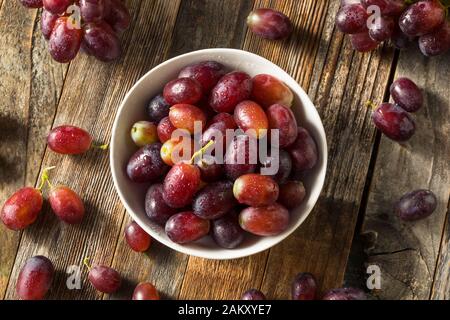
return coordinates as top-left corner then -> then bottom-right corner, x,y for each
0,2 -> 68,298
109,0 -> 258,301
431,202 -> 449,300
359,49 -> 450,300
4,0 -> 181,300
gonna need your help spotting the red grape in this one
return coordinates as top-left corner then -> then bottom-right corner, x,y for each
278,181 -> 306,210
287,127 -> 319,174
247,8 -> 293,40
43,0 -> 72,15
209,72 -> 252,113
1,187 -> 43,231
368,16 -> 395,42
395,190 -> 437,222
209,113 -> 236,128
163,163 -> 201,208
251,74 -> 294,109
49,186 -> 85,224
147,94 -> 171,123
88,265 -> 122,294
47,125 -> 93,155
419,21 -> 450,57
350,31 -> 380,52
49,17 -> 83,63
131,121 -> 158,147
193,181 -> 237,220
212,213 -> 245,249
169,104 -> 207,134
164,78 -> 203,106
234,100 -> 269,139
266,103 -> 298,147
132,282 -> 160,300
165,211 -> 210,244
201,114 -> 237,151
16,256 -> 54,300
145,184 -> 177,225
399,0 -> 445,37
197,158 -> 224,183
80,0 -> 107,23
372,103 -> 415,141
157,116 -> 177,143
82,21 -> 121,62
105,0 -> 131,33
20,0 -> 43,8
125,221 -> 152,252
361,0 -> 405,17
322,288 -> 366,300
242,289 -> 266,300
178,61 -> 227,92
41,10 -> 58,40
224,135 -> 258,181
126,143 -> 169,183
233,174 -> 279,208
292,273 -> 317,300
260,150 -> 293,184
390,78 -> 423,113
335,4 -> 369,34
239,203 -> 289,237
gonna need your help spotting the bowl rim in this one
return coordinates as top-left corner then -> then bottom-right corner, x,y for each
110,48 -> 328,260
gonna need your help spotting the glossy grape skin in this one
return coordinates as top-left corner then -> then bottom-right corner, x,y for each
242,289 -> 266,300
292,273 -> 317,300
335,4 -> 369,34
395,190 -> 437,222
209,72 -> 253,113
165,211 -> 210,244
390,78 -> 423,113
16,256 -> 54,300
234,174 -> 279,208
350,32 -> 380,52
169,104 -> 207,134
41,10 -> 58,40
266,104 -> 298,148
132,282 -> 160,300
239,203 -> 289,237
163,78 -> 203,106
43,0 -> 72,14
147,94 -> 171,123
178,61 -> 227,92
145,184 -> 177,225
49,17 -> 83,63
279,181 -> 306,210
399,1 -> 445,37
1,188 -> 43,231
80,0 -> 106,22
251,74 -> 294,109
260,150 -> 293,184
125,221 -> 152,252
47,125 -> 92,155
126,143 -> 169,183
361,0 -> 405,17
163,163 -> 201,208
82,22 -> 121,62
234,101 -> 269,139
20,0 -> 43,8
88,265 -> 122,294
131,121 -> 158,147
209,112 -> 236,128
105,0 -> 131,33
372,103 -> 415,142
157,116 -> 177,143
160,138 -> 192,166
49,186 -> 85,224
322,288 -> 366,300
212,214 -> 245,249
287,127 -> 319,174
419,21 -> 450,57
193,181 -> 237,220
368,16 -> 395,42
201,114 -> 237,151
224,135 -> 258,181
247,8 -> 293,40
197,159 -> 224,183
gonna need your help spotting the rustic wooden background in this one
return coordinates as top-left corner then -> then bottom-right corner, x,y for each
0,0 -> 448,300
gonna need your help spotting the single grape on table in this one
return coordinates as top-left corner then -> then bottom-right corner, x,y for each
322,287 -> 366,300
132,282 -> 160,300
87,263 -> 122,294
247,8 -> 293,40
292,273 -> 317,300
390,78 -> 423,113
371,103 -> 416,142
125,221 -> 152,252
242,289 -> 266,300
47,125 -> 97,155
16,256 -> 54,300
49,186 -> 85,224
395,189 -> 437,221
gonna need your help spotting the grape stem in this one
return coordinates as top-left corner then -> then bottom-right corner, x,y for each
366,101 -> 378,110
83,257 -> 92,271
37,166 -> 56,191
92,143 -> 109,150
190,140 -> 215,164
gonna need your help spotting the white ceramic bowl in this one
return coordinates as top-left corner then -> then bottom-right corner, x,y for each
110,48 -> 327,260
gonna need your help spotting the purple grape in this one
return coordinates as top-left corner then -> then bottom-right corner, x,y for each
361,0 -> 405,17
16,256 -> 54,300
105,0 -> 131,34
350,31 -> 380,52
335,4 -> 369,34
126,143 -> 169,183
368,16 -> 395,42
260,150 -> 293,184
165,211 -> 210,244
372,103 -> 415,141
147,94 -> 171,123
279,181 -> 306,210
48,17 -> 83,63
395,190 -> 437,222
88,265 -> 122,294
212,213 -> 245,249
197,159 -> 224,183
292,273 -> 317,300
82,21 -> 121,62
419,21 -> 450,57
287,127 -> 318,174
20,0 -> 43,8
41,10 -> 58,40
390,78 -> 423,113
247,8 -> 293,40
193,181 -> 237,220
399,0 -> 445,37
80,0 -> 107,22
224,135 -> 258,181
242,289 -> 266,300
145,184 -> 177,225
178,61 -> 227,92
322,288 -> 366,300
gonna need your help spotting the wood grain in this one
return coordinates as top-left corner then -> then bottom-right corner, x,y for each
431,201 -> 449,300
0,2 -> 68,298
360,49 -> 450,300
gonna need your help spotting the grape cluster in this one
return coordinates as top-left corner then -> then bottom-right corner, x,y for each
338,0 -> 450,56
20,0 -> 131,63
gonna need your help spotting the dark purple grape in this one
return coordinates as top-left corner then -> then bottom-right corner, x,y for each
16,256 -> 54,300
105,0 -> 131,33
266,104 -> 298,148
390,78 -> 423,113
178,61 -> 227,92
43,0 -> 72,14
193,181 -> 237,220
279,181 -> 306,210
197,158 -> 224,183
80,0 -> 107,22
260,150 -> 293,184
419,21 -> 450,57
41,10 -> 58,40
287,127 -> 318,174
82,22 -> 121,62
165,211 -> 210,244
224,135 -> 258,181
335,4 -> 369,34
20,0 -> 43,8
350,31 -> 380,52
395,190 -> 437,222
322,288 -> 366,300
212,213 -> 245,249
399,1 -> 445,37
372,103 -> 415,141
147,94 -> 171,123
247,8 -> 293,40
368,16 -> 395,42
209,72 -> 253,113
49,17 -> 83,63
242,289 -> 266,300
292,273 -> 317,300
88,265 -> 122,294
126,143 -> 169,183
163,78 -> 203,106
361,0 -> 405,17
145,184 -> 177,225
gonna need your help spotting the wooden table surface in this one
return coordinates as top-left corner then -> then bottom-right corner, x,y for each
0,0 -> 448,300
